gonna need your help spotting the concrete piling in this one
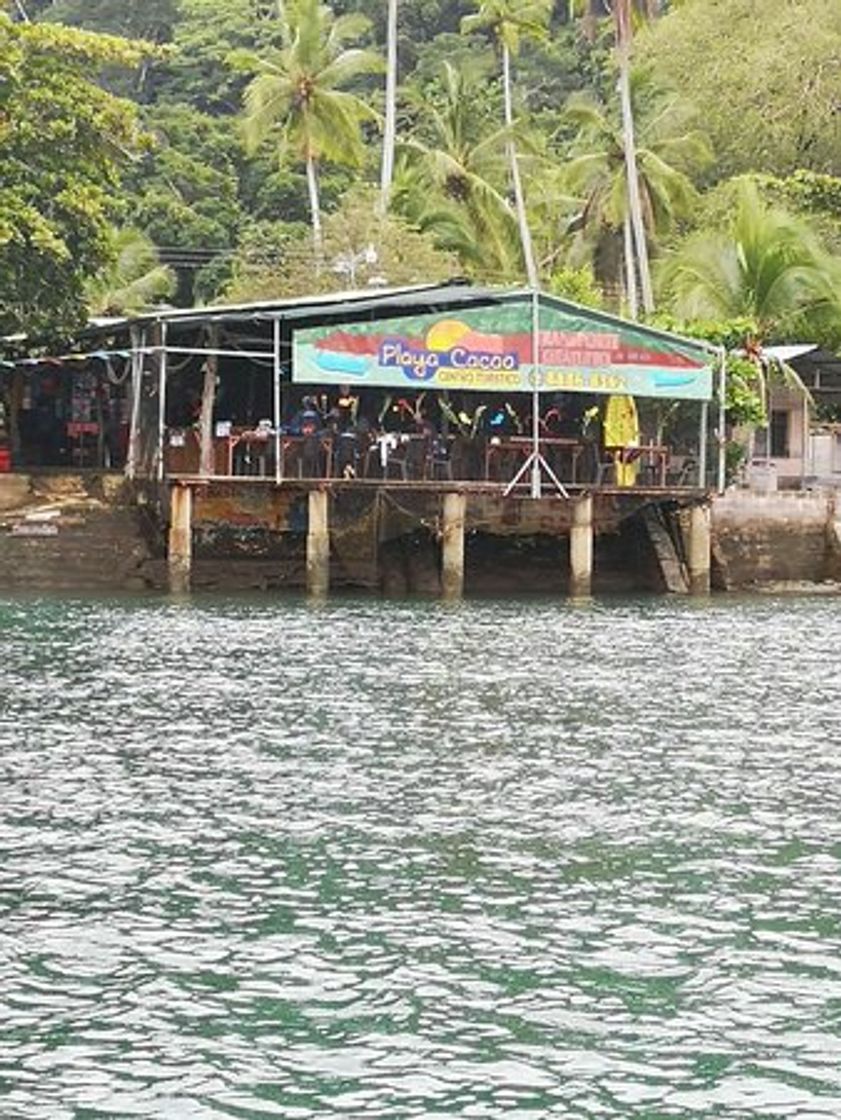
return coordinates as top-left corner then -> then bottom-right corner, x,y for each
688,502 -> 712,595
569,494 -> 594,598
441,491 -> 466,600
307,489 -> 330,597
168,483 -> 193,593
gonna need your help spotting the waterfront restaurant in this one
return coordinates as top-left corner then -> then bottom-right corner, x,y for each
1,282 -> 718,493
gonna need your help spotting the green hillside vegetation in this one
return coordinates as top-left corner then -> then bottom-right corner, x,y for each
2,0 -> 841,363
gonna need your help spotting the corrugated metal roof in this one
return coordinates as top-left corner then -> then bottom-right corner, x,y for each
119,283 -> 714,358
761,344 -> 819,363
77,281 -> 479,334
784,347 -> 841,396
15,281 -> 717,364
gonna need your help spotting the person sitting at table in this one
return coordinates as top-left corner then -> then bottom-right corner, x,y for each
333,385 -> 359,432
542,403 -> 563,437
330,392 -> 363,479
290,395 -> 322,437
286,395 -> 324,477
543,399 -> 581,438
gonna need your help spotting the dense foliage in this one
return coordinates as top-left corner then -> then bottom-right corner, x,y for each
0,14 -> 157,338
3,0 -> 841,360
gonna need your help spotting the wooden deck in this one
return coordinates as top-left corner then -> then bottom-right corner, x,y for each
167,472 -> 710,502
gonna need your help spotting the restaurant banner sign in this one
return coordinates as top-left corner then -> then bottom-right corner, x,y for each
292,301 -> 713,400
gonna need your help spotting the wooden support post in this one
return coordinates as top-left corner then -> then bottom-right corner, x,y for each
126,326 -> 142,480
168,483 -> 192,593
307,489 -> 330,597
688,502 -> 711,595
199,325 -> 219,476
569,494 -> 594,598
441,491 -> 466,600
9,369 -> 22,466
156,321 -> 168,482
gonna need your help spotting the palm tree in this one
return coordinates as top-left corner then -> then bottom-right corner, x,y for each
569,0 -> 677,310
569,1 -> 670,28
461,0 -> 552,289
235,0 -> 382,254
86,228 -> 174,316
664,179 -> 841,337
665,180 -> 840,469
613,0 -> 652,313
396,60 -> 522,278
568,0 -> 670,40
563,83 -> 710,310
379,0 -> 398,215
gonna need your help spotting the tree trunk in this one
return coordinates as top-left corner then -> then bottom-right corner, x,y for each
135,57 -> 151,99
502,44 -> 538,289
616,0 -> 654,313
9,371 -> 22,463
379,0 -> 398,216
623,213 -> 639,319
199,325 -> 218,476
305,153 -> 323,262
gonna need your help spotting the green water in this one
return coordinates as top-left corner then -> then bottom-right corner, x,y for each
2,594 -> 841,1119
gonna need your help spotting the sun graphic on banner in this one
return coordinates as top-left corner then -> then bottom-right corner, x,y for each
425,320 -> 471,352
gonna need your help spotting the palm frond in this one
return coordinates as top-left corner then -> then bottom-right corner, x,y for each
328,12 -> 372,53
318,47 -> 384,90
241,72 -> 295,152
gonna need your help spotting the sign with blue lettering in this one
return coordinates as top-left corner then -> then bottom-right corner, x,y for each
292,299 -> 713,399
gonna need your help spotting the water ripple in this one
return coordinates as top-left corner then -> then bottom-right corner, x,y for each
1,593 -> 840,1118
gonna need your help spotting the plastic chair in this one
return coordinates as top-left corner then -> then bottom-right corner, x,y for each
427,436 -> 453,481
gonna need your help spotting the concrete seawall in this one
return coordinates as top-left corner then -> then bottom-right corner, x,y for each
713,490 -> 841,590
0,473 -> 163,592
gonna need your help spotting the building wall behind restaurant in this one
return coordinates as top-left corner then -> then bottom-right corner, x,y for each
808,426 -> 841,480
754,389 -> 807,486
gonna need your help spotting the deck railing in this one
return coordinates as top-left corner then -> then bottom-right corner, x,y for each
163,425 -> 701,489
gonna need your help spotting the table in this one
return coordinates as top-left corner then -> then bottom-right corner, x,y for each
484,436 -> 585,483
357,433 -> 429,479
279,434 -> 333,479
207,429 -> 274,476
606,444 -> 670,487
165,427 -> 200,474
67,421 -> 101,468
164,427 -> 280,476
230,429 -> 273,476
